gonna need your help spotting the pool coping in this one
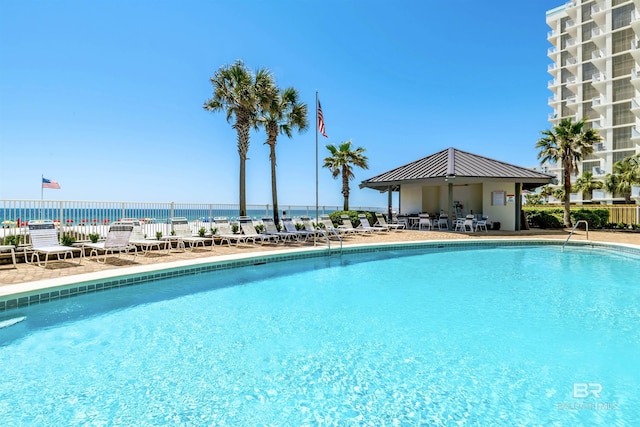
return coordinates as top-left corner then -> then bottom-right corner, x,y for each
1,238 -> 639,312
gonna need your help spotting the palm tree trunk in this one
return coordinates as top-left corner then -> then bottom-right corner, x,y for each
239,156 -> 246,217
237,123 -> 250,217
269,143 -> 279,225
563,164 -> 572,228
342,165 -> 350,211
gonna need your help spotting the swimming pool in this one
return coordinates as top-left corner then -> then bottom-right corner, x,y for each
0,243 -> 638,425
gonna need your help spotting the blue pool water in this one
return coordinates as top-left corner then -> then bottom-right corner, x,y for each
0,245 -> 639,426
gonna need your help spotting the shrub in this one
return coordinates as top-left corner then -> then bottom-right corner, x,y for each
525,209 -> 564,229
570,209 -> 609,229
198,227 -> 206,237
3,234 -> 22,248
329,210 -> 377,228
61,234 -> 76,246
155,231 -> 163,240
88,233 -> 100,243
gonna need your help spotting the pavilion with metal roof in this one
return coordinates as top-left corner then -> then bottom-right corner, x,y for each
359,148 -> 554,231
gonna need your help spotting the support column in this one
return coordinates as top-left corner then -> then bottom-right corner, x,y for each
448,182 -> 454,229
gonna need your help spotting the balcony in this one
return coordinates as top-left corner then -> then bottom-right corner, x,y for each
631,38 -> 640,62
591,2 -> 606,25
548,95 -> 559,105
593,142 -> 606,152
591,72 -> 607,91
547,46 -> 558,58
592,190 -> 607,200
592,167 -> 606,176
591,95 -> 608,113
591,27 -> 606,48
548,78 -> 560,89
564,38 -> 578,54
548,112 -> 559,121
632,99 -> 640,117
632,10 -> 640,34
632,68 -> 640,90
565,76 -> 577,88
632,185 -> 640,200
631,127 -> 640,141
591,49 -> 606,70
547,63 -> 558,75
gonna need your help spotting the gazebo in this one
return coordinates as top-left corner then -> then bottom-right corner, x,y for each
359,148 -> 555,231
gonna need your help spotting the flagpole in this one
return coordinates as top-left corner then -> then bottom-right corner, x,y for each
41,174 -> 43,220
315,91 -> 319,247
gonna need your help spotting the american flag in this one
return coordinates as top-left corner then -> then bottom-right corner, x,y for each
42,177 -> 61,189
317,99 -> 328,138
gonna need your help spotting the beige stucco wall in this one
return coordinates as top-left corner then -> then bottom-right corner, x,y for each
482,182 -> 517,231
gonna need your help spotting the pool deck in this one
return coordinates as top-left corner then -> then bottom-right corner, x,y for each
1,229 -> 639,296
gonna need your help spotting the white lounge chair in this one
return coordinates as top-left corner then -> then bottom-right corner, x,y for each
375,212 -> 405,231
340,215 -> 372,234
357,214 -> 387,232
26,221 -> 82,267
261,217 -> 297,243
319,215 -> 350,236
120,219 -> 170,256
212,217 -> 251,246
82,223 -> 137,263
282,217 -> 316,241
239,217 -> 279,245
169,217 -> 212,250
0,245 -> 17,269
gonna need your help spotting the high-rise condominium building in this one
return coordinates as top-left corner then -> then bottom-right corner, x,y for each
546,0 -> 640,203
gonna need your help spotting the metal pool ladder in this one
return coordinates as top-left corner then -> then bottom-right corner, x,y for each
316,228 -> 342,255
562,220 -> 589,251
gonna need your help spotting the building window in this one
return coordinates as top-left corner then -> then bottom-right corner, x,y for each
613,102 -> 633,125
582,42 -> 596,61
582,1 -> 594,22
583,82 -> 598,99
613,150 -> 636,163
613,78 -> 634,101
612,53 -> 634,78
612,0 -> 632,8
582,161 -> 601,173
583,62 -> 597,80
613,126 -> 634,149
612,28 -> 634,54
582,22 -> 596,42
612,4 -> 634,30
562,85 -> 575,98
583,102 -> 596,120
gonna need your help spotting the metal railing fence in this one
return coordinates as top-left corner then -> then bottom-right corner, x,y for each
1,199 -> 387,244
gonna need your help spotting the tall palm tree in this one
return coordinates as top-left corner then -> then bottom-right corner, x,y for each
604,154 -> 640,203
258,87 -> 309,225
573,170 -> 603,201
536,118 -> 601,227
203,60 -> 276,217
322,140 -> 368,211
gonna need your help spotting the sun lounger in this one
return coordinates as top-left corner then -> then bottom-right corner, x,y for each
357,213 -> 388,232
262,217 -> 297,242
340,214 -> 373,234
212,217 -> 252,246
375,212 -> 405,231
282,217 -> 316,241
169,217 -> 212,250
82,223 -> 137,263
239,217 -> 279,245
26,221 -> 82,267
119,219 -> 170,255
319,215 -> 350,236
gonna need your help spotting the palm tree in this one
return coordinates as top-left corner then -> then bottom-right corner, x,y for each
604,154 -> 640,203
573,170 -> 603,201
258,87 -> 309,225
203,60 -> 276,217
536,118 -> 601,227
322,140 -> 368,211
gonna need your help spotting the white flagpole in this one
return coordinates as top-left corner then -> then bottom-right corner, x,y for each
315,91 -> 319,247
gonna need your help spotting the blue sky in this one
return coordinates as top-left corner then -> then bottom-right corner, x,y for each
0,0 -> 560,208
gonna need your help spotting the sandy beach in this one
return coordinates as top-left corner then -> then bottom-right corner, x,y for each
1,228 -> 639,289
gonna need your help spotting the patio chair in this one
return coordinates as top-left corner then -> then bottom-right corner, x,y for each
375,212 -> 405,231
437,214 -> 449,231
262,217 -> 296,243
211,217 -> 252,246
169,217 -> 212,250
82,223 -> 137,263
319,215 -> 350,237
339,215 -> 373,234
462,215 -> 476,232
357,214 -> 387,232
120,219 -> 170,256
239,217 -> 279,245
26,221 -> 82,268
282,217 -> 316,241
418,213 -> 433,231
475,215 -> 489,232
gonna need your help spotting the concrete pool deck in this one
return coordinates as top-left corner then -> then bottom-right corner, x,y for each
1,229 -> 639,294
